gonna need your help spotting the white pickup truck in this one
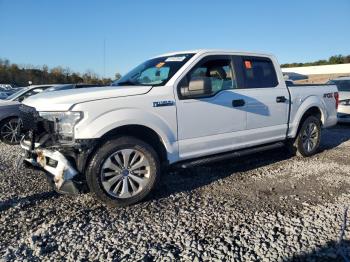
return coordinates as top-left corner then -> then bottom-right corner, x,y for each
19,50 -> 338,206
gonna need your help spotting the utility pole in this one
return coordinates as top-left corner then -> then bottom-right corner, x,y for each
103,38 -> 106,79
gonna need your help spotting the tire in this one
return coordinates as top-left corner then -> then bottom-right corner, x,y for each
287,115 -> 321,157
0,117 -> 22,145
86,136 -> 160,207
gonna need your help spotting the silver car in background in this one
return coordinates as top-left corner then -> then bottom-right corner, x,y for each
0,84 -> 105,144
0,87 -> 21,100
0,85 -> 58,144
0,92 -> 9,100
327,77 -> 350,123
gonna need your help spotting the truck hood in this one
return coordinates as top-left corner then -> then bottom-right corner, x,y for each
23,85 -> 152,111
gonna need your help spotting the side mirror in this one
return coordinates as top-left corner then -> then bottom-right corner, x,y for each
181,77 -> 212,97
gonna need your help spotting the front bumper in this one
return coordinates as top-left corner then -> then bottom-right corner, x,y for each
20,139 -> 81,194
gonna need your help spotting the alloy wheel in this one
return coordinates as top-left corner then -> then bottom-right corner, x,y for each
1,118 -> 22,144
100,149 -> 151,199
301,122 -> 319,153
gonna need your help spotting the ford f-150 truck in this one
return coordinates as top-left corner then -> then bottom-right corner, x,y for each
18,50 -> 338,206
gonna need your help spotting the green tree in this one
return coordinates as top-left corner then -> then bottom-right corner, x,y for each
281,54 -> 350,68
328,55 -> 344,65
0,58 -> 118,86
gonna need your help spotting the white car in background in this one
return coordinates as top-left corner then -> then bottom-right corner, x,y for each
327,77 -> 350,123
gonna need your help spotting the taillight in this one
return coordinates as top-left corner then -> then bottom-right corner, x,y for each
334,92 -> 339,109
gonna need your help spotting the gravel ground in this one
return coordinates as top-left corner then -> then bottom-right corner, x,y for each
1,124 -> 350,261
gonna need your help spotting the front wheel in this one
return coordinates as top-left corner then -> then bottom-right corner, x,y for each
86,136 -> 160,207
288,115 -> 322,157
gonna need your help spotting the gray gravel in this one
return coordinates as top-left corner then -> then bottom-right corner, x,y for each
1,125 -> 350,261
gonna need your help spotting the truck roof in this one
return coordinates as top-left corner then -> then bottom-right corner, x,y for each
156,49 -> 274,58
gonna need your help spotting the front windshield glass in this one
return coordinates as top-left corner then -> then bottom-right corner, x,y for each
112,53 -> 195,86
5,87 -> 28,100
330,80 -> 350,92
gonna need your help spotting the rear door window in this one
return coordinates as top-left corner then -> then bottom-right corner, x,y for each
238,57 -> 278,88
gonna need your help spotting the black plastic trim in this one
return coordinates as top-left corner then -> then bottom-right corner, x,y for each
174,141 -> 285,168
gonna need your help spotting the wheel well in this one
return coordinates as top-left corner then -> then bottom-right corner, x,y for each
100,125 -> 168,165
297,107 -> 322,132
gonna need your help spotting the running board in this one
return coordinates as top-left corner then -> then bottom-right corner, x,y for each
175,142 -> 285,169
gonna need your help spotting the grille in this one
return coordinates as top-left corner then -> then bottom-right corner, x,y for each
19,104 -> 40,131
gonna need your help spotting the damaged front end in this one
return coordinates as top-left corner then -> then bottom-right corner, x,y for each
18,105 -> 96,194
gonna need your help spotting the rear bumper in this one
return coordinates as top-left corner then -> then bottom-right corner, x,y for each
20,139 -> 81,194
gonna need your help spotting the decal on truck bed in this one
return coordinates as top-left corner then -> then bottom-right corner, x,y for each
324,93 -> 334,98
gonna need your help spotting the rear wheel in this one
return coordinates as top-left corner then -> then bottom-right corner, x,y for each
0,118 -> 22,145
86,136 -> 160,207
288,115 -> 321,157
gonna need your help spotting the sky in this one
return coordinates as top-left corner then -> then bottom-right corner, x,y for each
0,0 -> 349,78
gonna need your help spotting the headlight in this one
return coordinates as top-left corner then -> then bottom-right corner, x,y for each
339,99 -> 350,106
39,111 -> 83,143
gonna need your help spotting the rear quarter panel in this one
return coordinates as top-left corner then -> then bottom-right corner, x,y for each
288,85 -> 338,138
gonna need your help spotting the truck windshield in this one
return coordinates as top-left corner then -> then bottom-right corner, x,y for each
112,53 -> 194,87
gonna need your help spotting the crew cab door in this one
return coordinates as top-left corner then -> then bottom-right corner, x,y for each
233,56 -> 289,145
176,55 -> 247,160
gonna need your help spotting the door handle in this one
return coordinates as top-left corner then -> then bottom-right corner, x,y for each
276,96 -> 287,103
232,99 -> 245,107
